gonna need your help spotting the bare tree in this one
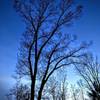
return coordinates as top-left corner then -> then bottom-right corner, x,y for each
13,0 -> 87,100
49,78 -> 58,100
77,80 -> 85,100
75,54 -> 100,100
59,76 -> 68,100
8,79 -> 30,100
70,85 -> 79,100
47,75 -> 68,100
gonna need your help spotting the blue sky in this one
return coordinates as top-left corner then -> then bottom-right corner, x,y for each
0,0 -> 100,89
0,0 -> 25,88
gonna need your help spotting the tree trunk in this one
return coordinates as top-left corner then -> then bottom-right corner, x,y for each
31,30 -> 38,100
37,81 -> 45,100
31,81 -> 34,100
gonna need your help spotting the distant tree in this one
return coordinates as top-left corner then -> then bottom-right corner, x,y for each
59,76 -> 68,100
47,75 -> 68,100
48,78 -> 58,100
42,74 -> 68,100
75,54 -> 100,100
13,0 -> 87,100
70,85 -> 79,100
77,80 -> 85,100
8,80 -> 30,100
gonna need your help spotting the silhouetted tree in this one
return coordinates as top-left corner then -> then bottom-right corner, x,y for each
49,78 -> 58,100
70,85 -> 79,100
77,80 -> 85,100
75,54 -> 100,100
47,75 -> 68,100
59,76 -> 68,100
8,80 -> 30,100
13,0 -> 87,100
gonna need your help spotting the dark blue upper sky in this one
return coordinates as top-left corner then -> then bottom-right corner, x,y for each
0,0 -> 100,87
